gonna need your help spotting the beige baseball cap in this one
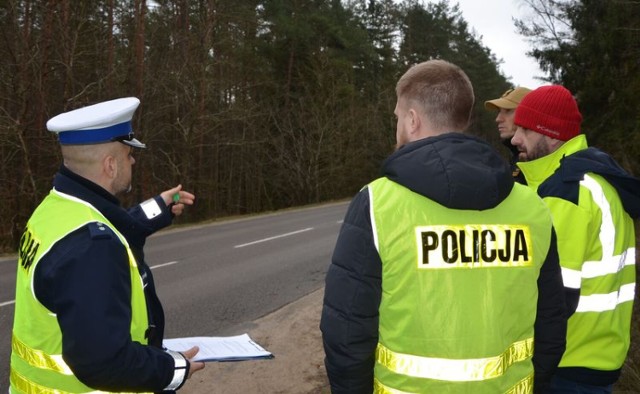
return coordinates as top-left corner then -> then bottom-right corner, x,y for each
484,87 -> 532,111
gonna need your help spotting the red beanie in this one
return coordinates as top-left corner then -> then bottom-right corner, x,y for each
514,85 -> 582,141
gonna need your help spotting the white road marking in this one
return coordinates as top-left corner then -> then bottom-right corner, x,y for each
234,227 -> 314,248
150,261 -> 180,270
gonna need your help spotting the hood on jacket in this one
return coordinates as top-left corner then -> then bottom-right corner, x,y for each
559,147 -> 640,219
382,133 -> 514,211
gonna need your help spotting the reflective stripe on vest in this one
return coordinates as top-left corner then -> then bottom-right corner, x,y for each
376,338 -> 533,382
12,335 -> 73,376
575,283 -> 636,313
11,368 -> 102,394
560,175 -> 636,311
10,368 -> 147,394
561,249 -> 634,289
373,374 -> 534,394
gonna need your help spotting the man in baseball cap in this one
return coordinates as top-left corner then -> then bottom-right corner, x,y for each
512,85 -> 640,393
485,87 -> 531,180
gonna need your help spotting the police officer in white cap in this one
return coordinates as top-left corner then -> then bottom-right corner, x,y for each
10,97 -> 204,393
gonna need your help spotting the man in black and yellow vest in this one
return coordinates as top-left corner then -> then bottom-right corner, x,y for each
321,60 -> 568,393
10,97 -> 204,393
512,85 -> 640,393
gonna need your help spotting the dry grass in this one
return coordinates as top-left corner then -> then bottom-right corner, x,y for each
614,299 -> 640,393
613,228 -> 640,393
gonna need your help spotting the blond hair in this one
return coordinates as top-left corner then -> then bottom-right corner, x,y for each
396,59 -> 474,132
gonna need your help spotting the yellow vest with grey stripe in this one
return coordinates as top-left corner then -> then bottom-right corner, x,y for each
368,177 -> 553,393
517,135 -> 636,373
10,189 -> 149,394
556,173 -> 635,370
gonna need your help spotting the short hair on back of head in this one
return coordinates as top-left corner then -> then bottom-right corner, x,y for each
396,59 -> 474,132
60,142 -> 119,177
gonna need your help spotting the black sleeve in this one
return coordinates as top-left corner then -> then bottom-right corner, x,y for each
128,196 -> 174,238
320,188 -> 382,394
34,224 -> 176,392
564,287 -> 580,317
532,228 -> 568,394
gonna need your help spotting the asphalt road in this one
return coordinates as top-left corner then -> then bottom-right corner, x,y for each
0,201 -> 349,390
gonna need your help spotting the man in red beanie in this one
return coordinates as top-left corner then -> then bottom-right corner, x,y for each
512,84 -> 640,393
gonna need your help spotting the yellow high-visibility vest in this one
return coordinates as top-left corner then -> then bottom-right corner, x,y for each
369,177 -> 553,393
518,134 -> 636,372
11,189 -> 149,394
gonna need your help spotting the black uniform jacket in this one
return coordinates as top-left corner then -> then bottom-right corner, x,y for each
33,166 -> 177,392
504,138 -> 526,183
320,133 -> 568,394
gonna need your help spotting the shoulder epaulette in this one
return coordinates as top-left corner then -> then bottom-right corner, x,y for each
87,222 -> 115,240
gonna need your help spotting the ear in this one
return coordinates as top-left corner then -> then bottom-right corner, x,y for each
408,108 -> 422,134
103,153 -> 118,180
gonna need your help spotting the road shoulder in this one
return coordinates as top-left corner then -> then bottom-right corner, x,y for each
181,287 -> 329,393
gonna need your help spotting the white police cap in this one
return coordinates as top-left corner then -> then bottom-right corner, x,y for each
46,97 -> 146,148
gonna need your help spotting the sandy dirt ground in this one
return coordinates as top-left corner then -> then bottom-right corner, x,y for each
179,285 -> 640,394
180,288 -> 330,394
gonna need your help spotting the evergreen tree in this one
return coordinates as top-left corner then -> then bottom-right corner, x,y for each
516,0 -> 640,175
397,1 -> 511,150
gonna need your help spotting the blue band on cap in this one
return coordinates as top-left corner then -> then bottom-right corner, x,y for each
58,121 -> 132,145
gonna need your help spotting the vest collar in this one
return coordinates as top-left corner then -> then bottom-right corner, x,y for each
517,134 -> 588,191
54,166 -> 146,250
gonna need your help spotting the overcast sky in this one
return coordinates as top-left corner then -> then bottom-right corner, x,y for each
438,0 -> 546,89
